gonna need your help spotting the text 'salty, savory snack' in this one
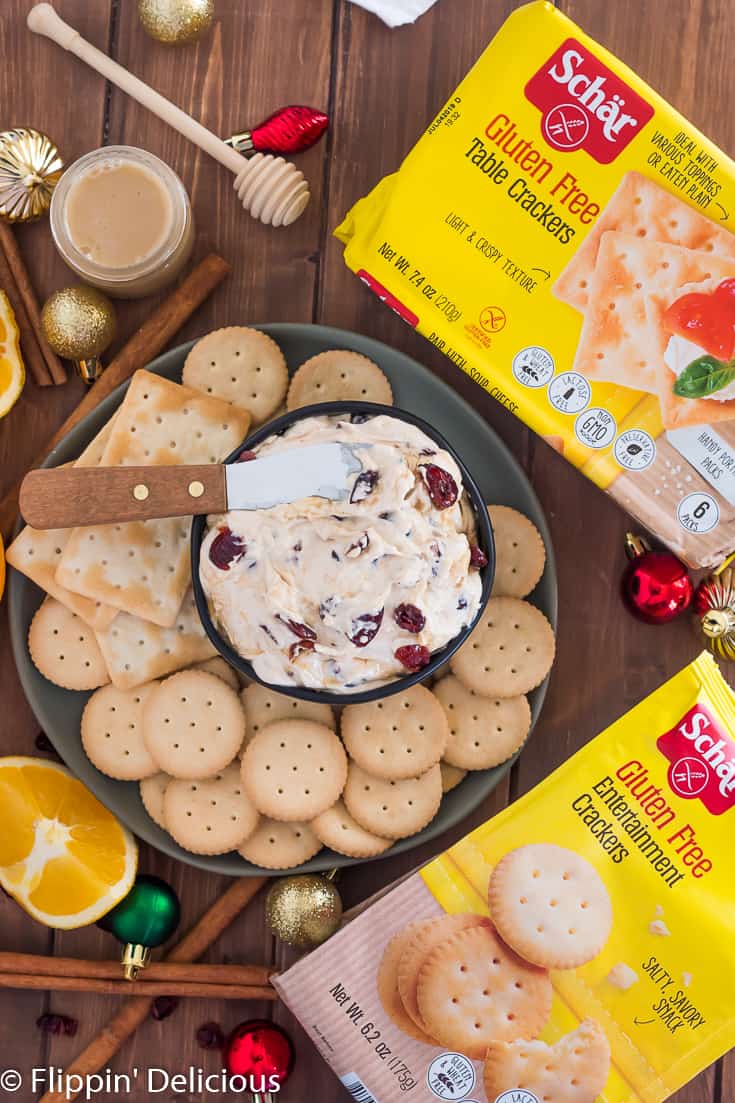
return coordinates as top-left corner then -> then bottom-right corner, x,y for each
276,653 -> 735,1103
337,0 -> 735,567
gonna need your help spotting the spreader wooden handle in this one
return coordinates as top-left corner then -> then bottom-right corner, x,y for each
19,465 -> 227,529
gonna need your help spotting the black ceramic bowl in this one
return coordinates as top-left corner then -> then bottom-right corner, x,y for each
191,401 -> 494,705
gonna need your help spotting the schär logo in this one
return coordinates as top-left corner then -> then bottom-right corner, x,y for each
525,38 -> 654,163
657,703 -> 735,815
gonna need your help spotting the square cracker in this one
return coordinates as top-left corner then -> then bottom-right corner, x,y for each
648,275 -> 735,428
554,170 -> 735,312
56,371 -> 251,628
571,232 -> 735,393
95,588 -> 216,689
7,417 -> 119,631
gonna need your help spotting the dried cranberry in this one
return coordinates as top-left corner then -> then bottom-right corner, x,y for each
457,596 -> 468,610
278,616 -> 317,641
236,450 -> 257,462
395,644 -> 431,671
348,608 -> 384,647
196,1022 -> 225,1050
420,463 -> 458,509
394,603 -> 426,633
209,526 -> 246,570
151,995 -> 180,1021
289,639 -> 315,661
346,532 -> 370,557
293,541 -> 302,553
469,544 -> 488,569
37,1013 -> 78,1037
350,470 -> 379,503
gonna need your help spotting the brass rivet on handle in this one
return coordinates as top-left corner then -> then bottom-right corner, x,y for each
188,480 -> 205,499
133,483 -> 149,501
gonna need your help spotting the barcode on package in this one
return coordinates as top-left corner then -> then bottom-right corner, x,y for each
341,1072 -> 381,1103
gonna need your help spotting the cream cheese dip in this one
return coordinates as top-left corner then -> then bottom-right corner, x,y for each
199,413 -> 484,693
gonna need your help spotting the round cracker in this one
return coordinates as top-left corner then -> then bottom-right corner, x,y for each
433,676 -> 531,770
142,670 -> 245,779
343,762 -> 442,840
484,1018 -> 610,1103
81,682 -> 159,780
164,763 -> 259,855
488,505 -> 546,598
311,800 -> 393,858
238,817 -> 322,869
192,657 -> 240,692
241,719 -> 347,821
416,919 -> 552,1059
397,913 -> 486,1034
182,326 -> 288,425
28,598 -> 109,691
241,683 -> 335,746
377,923 -> 439,1045
287,350 -> 393,410
140,772 -> 170,829
341,685 -> 448,780
450,597 -> 555,698
488,843 -> 612,969
440,761 -> 467,793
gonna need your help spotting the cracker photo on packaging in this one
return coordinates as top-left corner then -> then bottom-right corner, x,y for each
275,652 -> 735,1103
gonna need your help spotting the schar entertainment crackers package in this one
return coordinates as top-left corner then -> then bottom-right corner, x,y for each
335,0 -> 735,568
275,652 -> 735,1103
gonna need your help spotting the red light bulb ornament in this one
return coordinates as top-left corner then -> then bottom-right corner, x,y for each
226,105 -> 328,157
224,1019 -> 294,1103
621,532 -> 693,625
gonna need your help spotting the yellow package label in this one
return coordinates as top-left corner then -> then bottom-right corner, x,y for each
275,652 -> 735,1103
335,0 -> 735,569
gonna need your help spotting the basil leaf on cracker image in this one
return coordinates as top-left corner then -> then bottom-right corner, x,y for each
673,354 -> 735,398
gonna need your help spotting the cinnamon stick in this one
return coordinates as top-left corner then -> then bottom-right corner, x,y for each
0,972 -> 275,1001
0,230 -> 53,386
39,877 -> 266,1103
0,252 -> 230,540
0,222 -> 66,385
0,952 -> 273,986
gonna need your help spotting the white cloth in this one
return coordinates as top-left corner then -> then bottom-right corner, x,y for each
347,0 -> 438,27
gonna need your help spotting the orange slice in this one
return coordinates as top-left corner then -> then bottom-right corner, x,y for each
0,757 -> 137,928
0,290 -> 24,418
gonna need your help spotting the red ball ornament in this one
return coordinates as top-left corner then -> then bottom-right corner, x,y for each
225,1019 -> 294,1100
621,532 -> 693,625
226,105 -> 328,157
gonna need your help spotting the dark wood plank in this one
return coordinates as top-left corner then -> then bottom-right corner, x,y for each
0,0 -> 113,1086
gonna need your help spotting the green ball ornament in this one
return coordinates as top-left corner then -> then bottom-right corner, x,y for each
99,874 -> 180,979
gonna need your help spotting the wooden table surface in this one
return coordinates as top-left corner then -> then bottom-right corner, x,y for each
0,0 -> 732,1100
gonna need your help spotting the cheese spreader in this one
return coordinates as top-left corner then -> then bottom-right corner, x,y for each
19,442 -> 365,529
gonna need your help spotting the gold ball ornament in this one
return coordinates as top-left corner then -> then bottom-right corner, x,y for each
0,128 -> 64,223
265,874 -> 343,950
695,562 -> 735,661
41,286 -> 116,385
137,0 -> 215,44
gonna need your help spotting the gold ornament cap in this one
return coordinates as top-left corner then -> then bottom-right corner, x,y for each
137,0 -> 215,44
121,943 -> 150,981
265,872 -> 342,950
0,128 -> 63,222
41,285 -> 116,385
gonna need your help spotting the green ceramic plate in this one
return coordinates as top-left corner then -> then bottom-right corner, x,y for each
9,324 -> 557,876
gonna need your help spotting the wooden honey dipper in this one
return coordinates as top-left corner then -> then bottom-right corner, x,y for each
27,3 -> 310,227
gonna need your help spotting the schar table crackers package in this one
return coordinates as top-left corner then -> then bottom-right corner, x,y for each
335,0 -> 735,568
275,652 -> 735,1103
